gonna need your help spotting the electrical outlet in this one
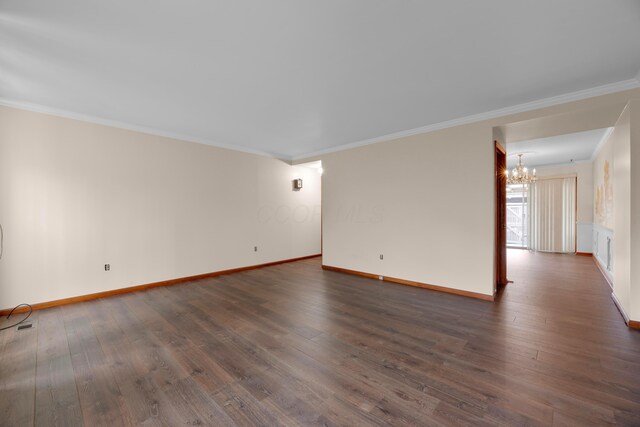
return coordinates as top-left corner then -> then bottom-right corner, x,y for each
254,246 -> 258,252
104,264 -> 110,271
379,254 -> 384,260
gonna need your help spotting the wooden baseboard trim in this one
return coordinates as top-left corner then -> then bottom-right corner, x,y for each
322,265 -> 380,280
575,252 -> 593,257
322,264 -> 494,301
0,254 -> 322,316
610,293 -> 640,330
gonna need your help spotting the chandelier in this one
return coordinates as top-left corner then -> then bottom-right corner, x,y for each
506,154 -> 536,185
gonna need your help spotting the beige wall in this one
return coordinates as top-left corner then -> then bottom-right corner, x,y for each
0,106 -> 321,308
301,88 -> 640,304
629,100 -> 640,320
612,104 -> 631,318
594,134 -> 615,230
592,129 -> 615,280
606,99 -> 640,322
3,87 -> 640,319
321,123 -> 496,297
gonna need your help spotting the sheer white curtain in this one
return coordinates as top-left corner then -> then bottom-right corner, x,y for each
528,177 -> 576,253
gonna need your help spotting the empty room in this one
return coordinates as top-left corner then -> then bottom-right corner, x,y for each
1,1 -> 640,426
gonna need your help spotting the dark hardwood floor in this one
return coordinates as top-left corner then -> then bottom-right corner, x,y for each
1,250 -> 639,426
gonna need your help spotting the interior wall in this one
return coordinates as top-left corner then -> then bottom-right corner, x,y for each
3,87 -> 639,312
321,123 -> 496,298
608,99 -> 640,323
629,100 -> 640,321
0,106 -> 321,308
304,89 -> 640,303
534,162 -> 593,253
592,129 -> 615,280
611,104 -> 631,317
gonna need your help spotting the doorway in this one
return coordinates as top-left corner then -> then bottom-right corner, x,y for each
292,160 -> 323,257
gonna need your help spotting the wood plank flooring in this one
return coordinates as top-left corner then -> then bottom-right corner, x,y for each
1,250 -> 639,426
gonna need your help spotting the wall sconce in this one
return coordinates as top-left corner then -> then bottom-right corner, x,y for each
292,178 -> 303,191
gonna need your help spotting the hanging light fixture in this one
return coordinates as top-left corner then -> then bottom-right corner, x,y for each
506,154 -> 536,184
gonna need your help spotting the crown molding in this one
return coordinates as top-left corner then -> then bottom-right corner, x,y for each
293,77 -> 640,161
3,73 -> 639,164
0,98 -> 290,161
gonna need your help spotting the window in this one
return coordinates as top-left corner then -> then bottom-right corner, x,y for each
506,183 -> 528,248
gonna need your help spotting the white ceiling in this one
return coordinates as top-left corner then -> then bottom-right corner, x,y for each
506,128 -> 611,169
2,1 -> 640,160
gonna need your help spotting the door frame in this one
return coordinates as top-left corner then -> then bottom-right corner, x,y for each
495,141 -> 508,291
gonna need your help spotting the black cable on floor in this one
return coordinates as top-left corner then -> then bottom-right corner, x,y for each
0,303 -> 33,331
0,224 -> 33,331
